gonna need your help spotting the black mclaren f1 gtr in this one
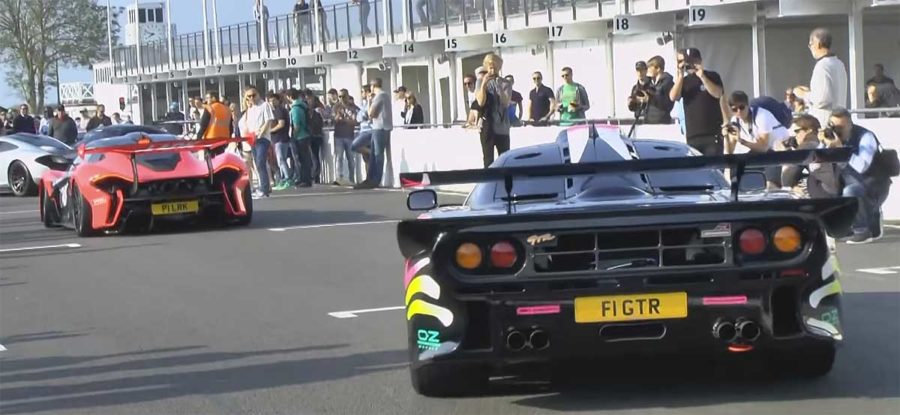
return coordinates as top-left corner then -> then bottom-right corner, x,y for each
396,124 -> 857,396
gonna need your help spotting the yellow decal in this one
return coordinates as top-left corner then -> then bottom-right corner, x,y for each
407,299 -> 454,327
405,275 -> 440,306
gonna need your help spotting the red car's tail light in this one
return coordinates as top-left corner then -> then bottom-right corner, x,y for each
455,243 -> 483,270
773,226 -> 802,253
739,228 -> 767,255
490,241 -> 518,268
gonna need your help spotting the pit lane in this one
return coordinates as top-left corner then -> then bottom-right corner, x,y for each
1,188 -> 898,415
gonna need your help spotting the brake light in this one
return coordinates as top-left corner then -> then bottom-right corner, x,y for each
76,143 -> 85,159
137,135 -> 152,146
773,226 -> 802,253
455,243 -> 482,270
739,228 -> 766,255
490,241 -> 518,268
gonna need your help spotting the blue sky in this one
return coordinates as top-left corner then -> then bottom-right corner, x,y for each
0,0 -> 326,108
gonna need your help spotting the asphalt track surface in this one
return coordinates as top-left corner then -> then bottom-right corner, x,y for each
1,186 -> 899,415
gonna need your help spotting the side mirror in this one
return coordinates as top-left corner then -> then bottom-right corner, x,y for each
407,189 -> 437,211
739,171 -> 767,192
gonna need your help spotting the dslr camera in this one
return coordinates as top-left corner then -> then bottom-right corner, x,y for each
823,125 -> 838,140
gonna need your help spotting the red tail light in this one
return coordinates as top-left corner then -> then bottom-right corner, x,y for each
739,228 -> 766,255
490,241 -> 518,268
76,143 -> 85,159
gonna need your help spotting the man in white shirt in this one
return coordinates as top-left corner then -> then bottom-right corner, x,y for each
793,28 -> 848,127
239,86 -> 275,198
392,86 -> 408,128
723,91 -> 790,189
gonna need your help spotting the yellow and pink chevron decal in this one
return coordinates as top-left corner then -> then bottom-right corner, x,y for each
404,259 -> 454,327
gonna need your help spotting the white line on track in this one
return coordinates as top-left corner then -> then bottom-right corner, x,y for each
885,224 -> 900,230
269,219 -> 400,232
328,306 -> 405,318
0,343 -> 6,352
0,243 -> 82,253
857,266 -> 900,275
0,209 -> 38,215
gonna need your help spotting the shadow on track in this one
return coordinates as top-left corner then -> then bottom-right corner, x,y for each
0,331 -> 87,346
495,292 -> 899,411
0,345 -> 404,414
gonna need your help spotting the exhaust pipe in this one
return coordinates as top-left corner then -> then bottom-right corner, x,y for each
712,319 -> 737,342
736,319 -> 760,342
506,330 -> 527,352
529,330 -> 550,350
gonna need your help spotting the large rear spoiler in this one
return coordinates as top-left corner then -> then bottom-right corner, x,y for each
78,136 -> 246,195
400,147 -> 853,209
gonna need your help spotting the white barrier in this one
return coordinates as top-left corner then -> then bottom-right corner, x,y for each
317,118 -> 900,220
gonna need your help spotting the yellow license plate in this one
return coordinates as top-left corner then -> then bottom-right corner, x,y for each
151,200 -> 199,216
574,292 -> 687,323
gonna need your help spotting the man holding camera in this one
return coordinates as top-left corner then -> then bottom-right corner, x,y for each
722,91 -> 790,189
781,114 -> 840,199
824,108 -> 891,244
627,61 -> 652,120
670,48 -> 725,156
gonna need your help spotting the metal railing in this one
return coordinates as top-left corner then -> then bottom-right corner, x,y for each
106,0 -> 671,76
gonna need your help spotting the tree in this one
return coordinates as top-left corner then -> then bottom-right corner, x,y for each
0,0 -> 120,112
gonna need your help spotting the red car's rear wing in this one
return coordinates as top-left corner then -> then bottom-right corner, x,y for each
78,136 -> 244,157
78,136 -> 247,194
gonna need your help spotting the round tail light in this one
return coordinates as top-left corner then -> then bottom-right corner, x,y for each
773,226 -> 802,253
739,228 -> 766,255
490,241 -> 518,268
455,243 -> 482,270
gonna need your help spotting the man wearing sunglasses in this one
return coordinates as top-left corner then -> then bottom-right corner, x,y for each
239,86 -> 275,199
723,91 -> 790,189
526,71 -> 556,124
780,114 -> 839,199
556,67 -> 590,125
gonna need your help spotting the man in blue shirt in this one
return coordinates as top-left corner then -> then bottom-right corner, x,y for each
824,108 -> 891,244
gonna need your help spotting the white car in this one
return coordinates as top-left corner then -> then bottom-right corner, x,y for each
0,133 -> 72,197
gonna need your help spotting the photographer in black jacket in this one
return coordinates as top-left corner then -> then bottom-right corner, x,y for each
627,61 -> 652,120
645,56 -> 675,124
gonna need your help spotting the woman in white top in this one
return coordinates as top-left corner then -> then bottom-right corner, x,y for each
723,91 -> 791,188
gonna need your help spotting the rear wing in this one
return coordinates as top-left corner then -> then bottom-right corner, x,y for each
400,147 -> 853,210
78,136 -> 246,194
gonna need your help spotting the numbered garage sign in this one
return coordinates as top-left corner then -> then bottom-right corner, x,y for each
492,32 -> 509,47
612,14 -> 673,35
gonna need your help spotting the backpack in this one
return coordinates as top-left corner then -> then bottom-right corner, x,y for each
750,96 -> 793,129
307,107 -> 324,136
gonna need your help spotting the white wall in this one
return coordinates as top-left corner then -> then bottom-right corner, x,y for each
551,39 -> 610,119
683,26 -> 755,99
329,63 -> 362,99
612,33 -> 679,118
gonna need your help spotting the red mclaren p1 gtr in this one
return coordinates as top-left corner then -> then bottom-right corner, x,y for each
39,132 -> 252,236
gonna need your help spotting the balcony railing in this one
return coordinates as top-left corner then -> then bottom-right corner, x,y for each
107,0 -> 671,77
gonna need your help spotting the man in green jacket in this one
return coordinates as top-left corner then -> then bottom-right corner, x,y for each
288,88 -> 314,188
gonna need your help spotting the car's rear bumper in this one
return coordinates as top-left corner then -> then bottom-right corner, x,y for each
405,256 -> 844,369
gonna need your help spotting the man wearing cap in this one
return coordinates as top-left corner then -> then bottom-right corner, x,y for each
669,47 -> 726,156
47,105 -> 78,145
163,102 -> 186,135
393,86 -> 408,127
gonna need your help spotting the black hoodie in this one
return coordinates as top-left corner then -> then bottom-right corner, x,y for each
645,72 -> 675,124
